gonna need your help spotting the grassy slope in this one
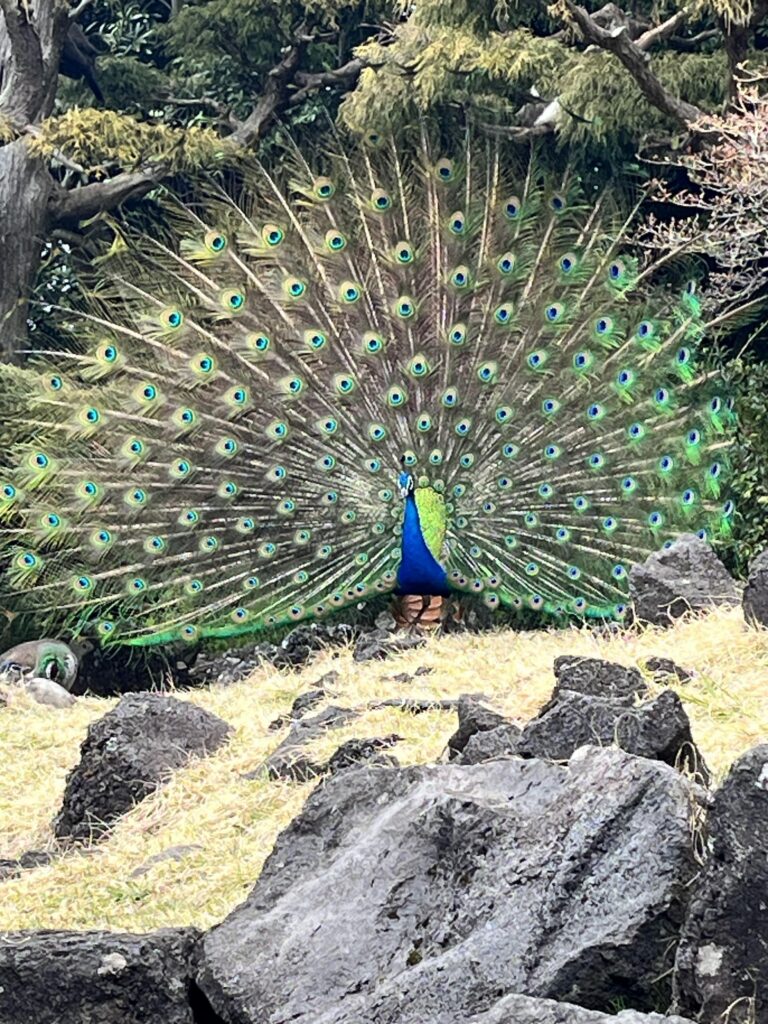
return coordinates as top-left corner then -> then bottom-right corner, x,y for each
0,606 -> 765,933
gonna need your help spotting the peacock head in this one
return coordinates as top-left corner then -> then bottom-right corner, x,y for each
398,458 -> 414,499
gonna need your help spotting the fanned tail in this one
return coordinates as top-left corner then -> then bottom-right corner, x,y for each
0,118 -> 735,644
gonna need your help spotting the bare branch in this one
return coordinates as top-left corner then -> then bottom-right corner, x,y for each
290,56 -> 364,106
48,164 -> 166,225
228,43 -> 305,148
667,28 -> 720,52
68,0 -> 96,21
561,0 -> 704,127
635,7 -> 689,51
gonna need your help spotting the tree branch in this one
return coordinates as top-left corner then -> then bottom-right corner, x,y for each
562,0 -> 704,127
69,0 -> 96,21
290,56 -> 364,106
228,42 -> 305,148
635,7 -> 689,50
48,163 -> 166,226
667,28 -> 720,52
46,29 -> 369,228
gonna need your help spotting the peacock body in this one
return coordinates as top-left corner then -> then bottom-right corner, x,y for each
0,122 -> 735,646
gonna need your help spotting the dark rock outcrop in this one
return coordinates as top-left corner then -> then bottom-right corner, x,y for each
258,705 -> 360,781
0,849 -> 53,881
192,624 -> 359,684
674,744 -> 768,1024
629,534 -> 741,625
268,670 -> 340,730
458,723 -> 521,764
367,696 -> 466,715
197,747 -> 700,1023
352,628 -> 426,662
550,656 -> 647,707
0,928 -> 200,1024
54,694 -> 231,842
326,734 -> 402,775
517,689 -> 709,782
642,657 -> 694,686
742,549 -> 768,628
446,695 -> 511,759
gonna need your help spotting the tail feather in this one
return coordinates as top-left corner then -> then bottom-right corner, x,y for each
0,119 -> 736,643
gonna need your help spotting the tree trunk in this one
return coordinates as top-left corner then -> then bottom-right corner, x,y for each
0,140 -> 53,361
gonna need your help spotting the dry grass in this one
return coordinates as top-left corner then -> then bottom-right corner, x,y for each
0,605 -> 766,933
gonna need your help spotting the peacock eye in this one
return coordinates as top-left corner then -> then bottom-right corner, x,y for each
205,230 -> 227,252
448,211 -> 465,234
161,307 -> 183,329
285,277 -> 306,298
263,224 -> 284,247
325,229 -> 346,251
314,177 -> 335,199
549,194 -> 565,212
434,158 -> 455,181
497,252 -> 515,275
448,323 -> 467,345
371,188 -> 391,210
334,374 -> 356,395
396,296 -> 415,318
451,266 -> 470,288
504,195 -> 521,219
248,333 -> 271,352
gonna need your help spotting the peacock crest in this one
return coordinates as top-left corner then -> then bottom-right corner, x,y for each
0,121 -> 735,645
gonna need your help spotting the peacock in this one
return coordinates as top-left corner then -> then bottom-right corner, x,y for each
0,120 -> 735,647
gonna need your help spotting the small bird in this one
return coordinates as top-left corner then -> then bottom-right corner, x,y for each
0,639 -> 79,690
0,121 -> 734,646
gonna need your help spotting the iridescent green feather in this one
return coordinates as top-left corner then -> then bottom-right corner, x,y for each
0,119 -> 736,644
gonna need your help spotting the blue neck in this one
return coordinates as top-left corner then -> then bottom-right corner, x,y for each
396,492 -> 450,596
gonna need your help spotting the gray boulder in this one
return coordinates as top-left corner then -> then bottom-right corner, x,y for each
0,928 -> 199,1024
458,723 -> 522,764
467,994 -> 694,1024
197,747 -> 700,1023
54,693 -> 231,842
24,676 -> 76,708
629,534 -> 740,625
352,628 -> 426,662
674,744 -> 768,1023
446,695 -> 511,759
742,549 -> 768,627
326,735 -> 401,775
517,689 -> 709,783
549,656 -> 647,707
258,705 -> 360,781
